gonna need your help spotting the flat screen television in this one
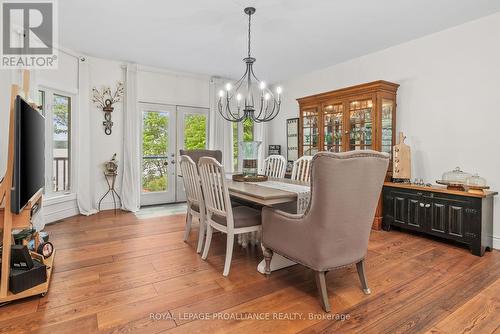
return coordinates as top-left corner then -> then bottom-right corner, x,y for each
11,95 -> 45,214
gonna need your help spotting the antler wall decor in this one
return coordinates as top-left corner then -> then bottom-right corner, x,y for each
92,82 -> 124,135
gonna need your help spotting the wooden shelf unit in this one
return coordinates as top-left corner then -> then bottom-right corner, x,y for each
0,72 -> 54,304
297,80 -> 400,230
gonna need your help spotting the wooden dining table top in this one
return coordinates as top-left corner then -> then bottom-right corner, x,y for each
226,177 -> 308,206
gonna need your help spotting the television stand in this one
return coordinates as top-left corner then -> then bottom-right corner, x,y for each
0,72 -> 55,304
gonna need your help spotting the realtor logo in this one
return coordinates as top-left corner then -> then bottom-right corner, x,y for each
1,0 -> 58,69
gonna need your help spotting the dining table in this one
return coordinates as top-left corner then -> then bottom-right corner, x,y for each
226,176 -> 310,274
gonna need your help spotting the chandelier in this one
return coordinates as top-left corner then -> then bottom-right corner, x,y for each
218,7 -> 282,123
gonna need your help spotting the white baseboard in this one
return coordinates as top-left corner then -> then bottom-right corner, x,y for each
43,195 -> 79,224
44,205 -> 79,223
493,236 -> 500,250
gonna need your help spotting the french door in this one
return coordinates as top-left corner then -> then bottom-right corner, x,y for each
140,103 -> 208,206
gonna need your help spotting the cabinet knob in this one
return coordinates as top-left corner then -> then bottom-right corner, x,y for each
419,203 -> 425,207
425,204 -> 431,208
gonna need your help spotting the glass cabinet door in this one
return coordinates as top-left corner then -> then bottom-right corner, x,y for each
302,108 -> 319,156
323,103 -> 344,152
381,98 -> 394,156
349,99 -> 373,150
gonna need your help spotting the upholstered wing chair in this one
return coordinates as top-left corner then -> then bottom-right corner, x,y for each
262,151 -> 389,312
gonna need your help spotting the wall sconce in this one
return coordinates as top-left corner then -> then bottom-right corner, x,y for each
92,82 -> 124,135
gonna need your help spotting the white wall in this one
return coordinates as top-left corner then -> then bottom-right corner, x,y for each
268,12 -> 500,248
0,70 -> 13,178
137,67 -> 209,107
37,55 -> 211,214
0,51 -> 211,219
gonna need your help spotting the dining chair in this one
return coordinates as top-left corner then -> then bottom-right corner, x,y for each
198,157 -> 262,277
291,155 -> 313,183
179,155 -> 206,253
179,149 -> 222,165
261,151 -> 389,312
263,155 -> 287,178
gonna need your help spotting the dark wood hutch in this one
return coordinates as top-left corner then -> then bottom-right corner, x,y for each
297,80 -> 399,229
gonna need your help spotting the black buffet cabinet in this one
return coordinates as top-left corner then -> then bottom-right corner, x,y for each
382,182 -> 497,256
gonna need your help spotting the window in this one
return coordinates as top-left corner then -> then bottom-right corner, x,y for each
232,119 -> 254,171
38,88 -> 73,195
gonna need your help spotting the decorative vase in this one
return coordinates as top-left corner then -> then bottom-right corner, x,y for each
240,141 -> 261,176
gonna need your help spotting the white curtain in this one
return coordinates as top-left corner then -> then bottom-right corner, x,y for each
121,64 -> 141,212
208,77 -> 234,171
76,57 -> 98,215
254,121 -> 267,173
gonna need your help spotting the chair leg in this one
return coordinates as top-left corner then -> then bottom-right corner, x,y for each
356,259 -> 371,295
196,215 -> 205,254
223,233 -> 234,277
314,271 -> 331,312
183,211 -> 193,242
201,224 -> 213,260
262,246 -> 273,276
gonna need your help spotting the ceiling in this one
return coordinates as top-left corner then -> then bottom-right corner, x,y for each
59,0 -> 500,82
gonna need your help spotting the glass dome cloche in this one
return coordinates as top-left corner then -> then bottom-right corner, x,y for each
465,173 -> 487,187
436,167 -> 472,191
465,173 -> 489,194
441,167 -> 472,183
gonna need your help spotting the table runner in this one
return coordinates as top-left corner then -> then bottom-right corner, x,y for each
253,181 -> 311,214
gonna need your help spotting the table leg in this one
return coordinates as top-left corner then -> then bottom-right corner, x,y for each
257,254 -> 296,274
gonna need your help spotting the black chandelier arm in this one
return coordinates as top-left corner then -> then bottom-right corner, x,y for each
223,98 -> 243,120
262,101 -> 282,122
254,95 -> 265,119
254,100 -> 280,123
233,65 -> 249,94
217,100 -> 246,122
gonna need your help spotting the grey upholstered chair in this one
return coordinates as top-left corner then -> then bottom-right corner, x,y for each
179,149 -> 222,165
262,151 -> 389,312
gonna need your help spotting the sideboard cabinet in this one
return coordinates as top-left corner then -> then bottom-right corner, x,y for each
382,182 -> 497,256
297,81 -> 399,229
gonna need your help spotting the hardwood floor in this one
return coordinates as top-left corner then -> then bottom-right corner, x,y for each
1,209 -> 499,334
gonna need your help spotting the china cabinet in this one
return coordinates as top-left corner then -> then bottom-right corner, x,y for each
297,81 -> 399,229
297,80 -> 399,162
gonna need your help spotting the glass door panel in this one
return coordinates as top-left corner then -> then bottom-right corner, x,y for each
349,99 -> 373,151
52,94 -> 71,193
302,108 -> 319,156
323,103 -> 343,152
381,99 -> 394,156
141,104 -> 176,206
176,106 -> 208,202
